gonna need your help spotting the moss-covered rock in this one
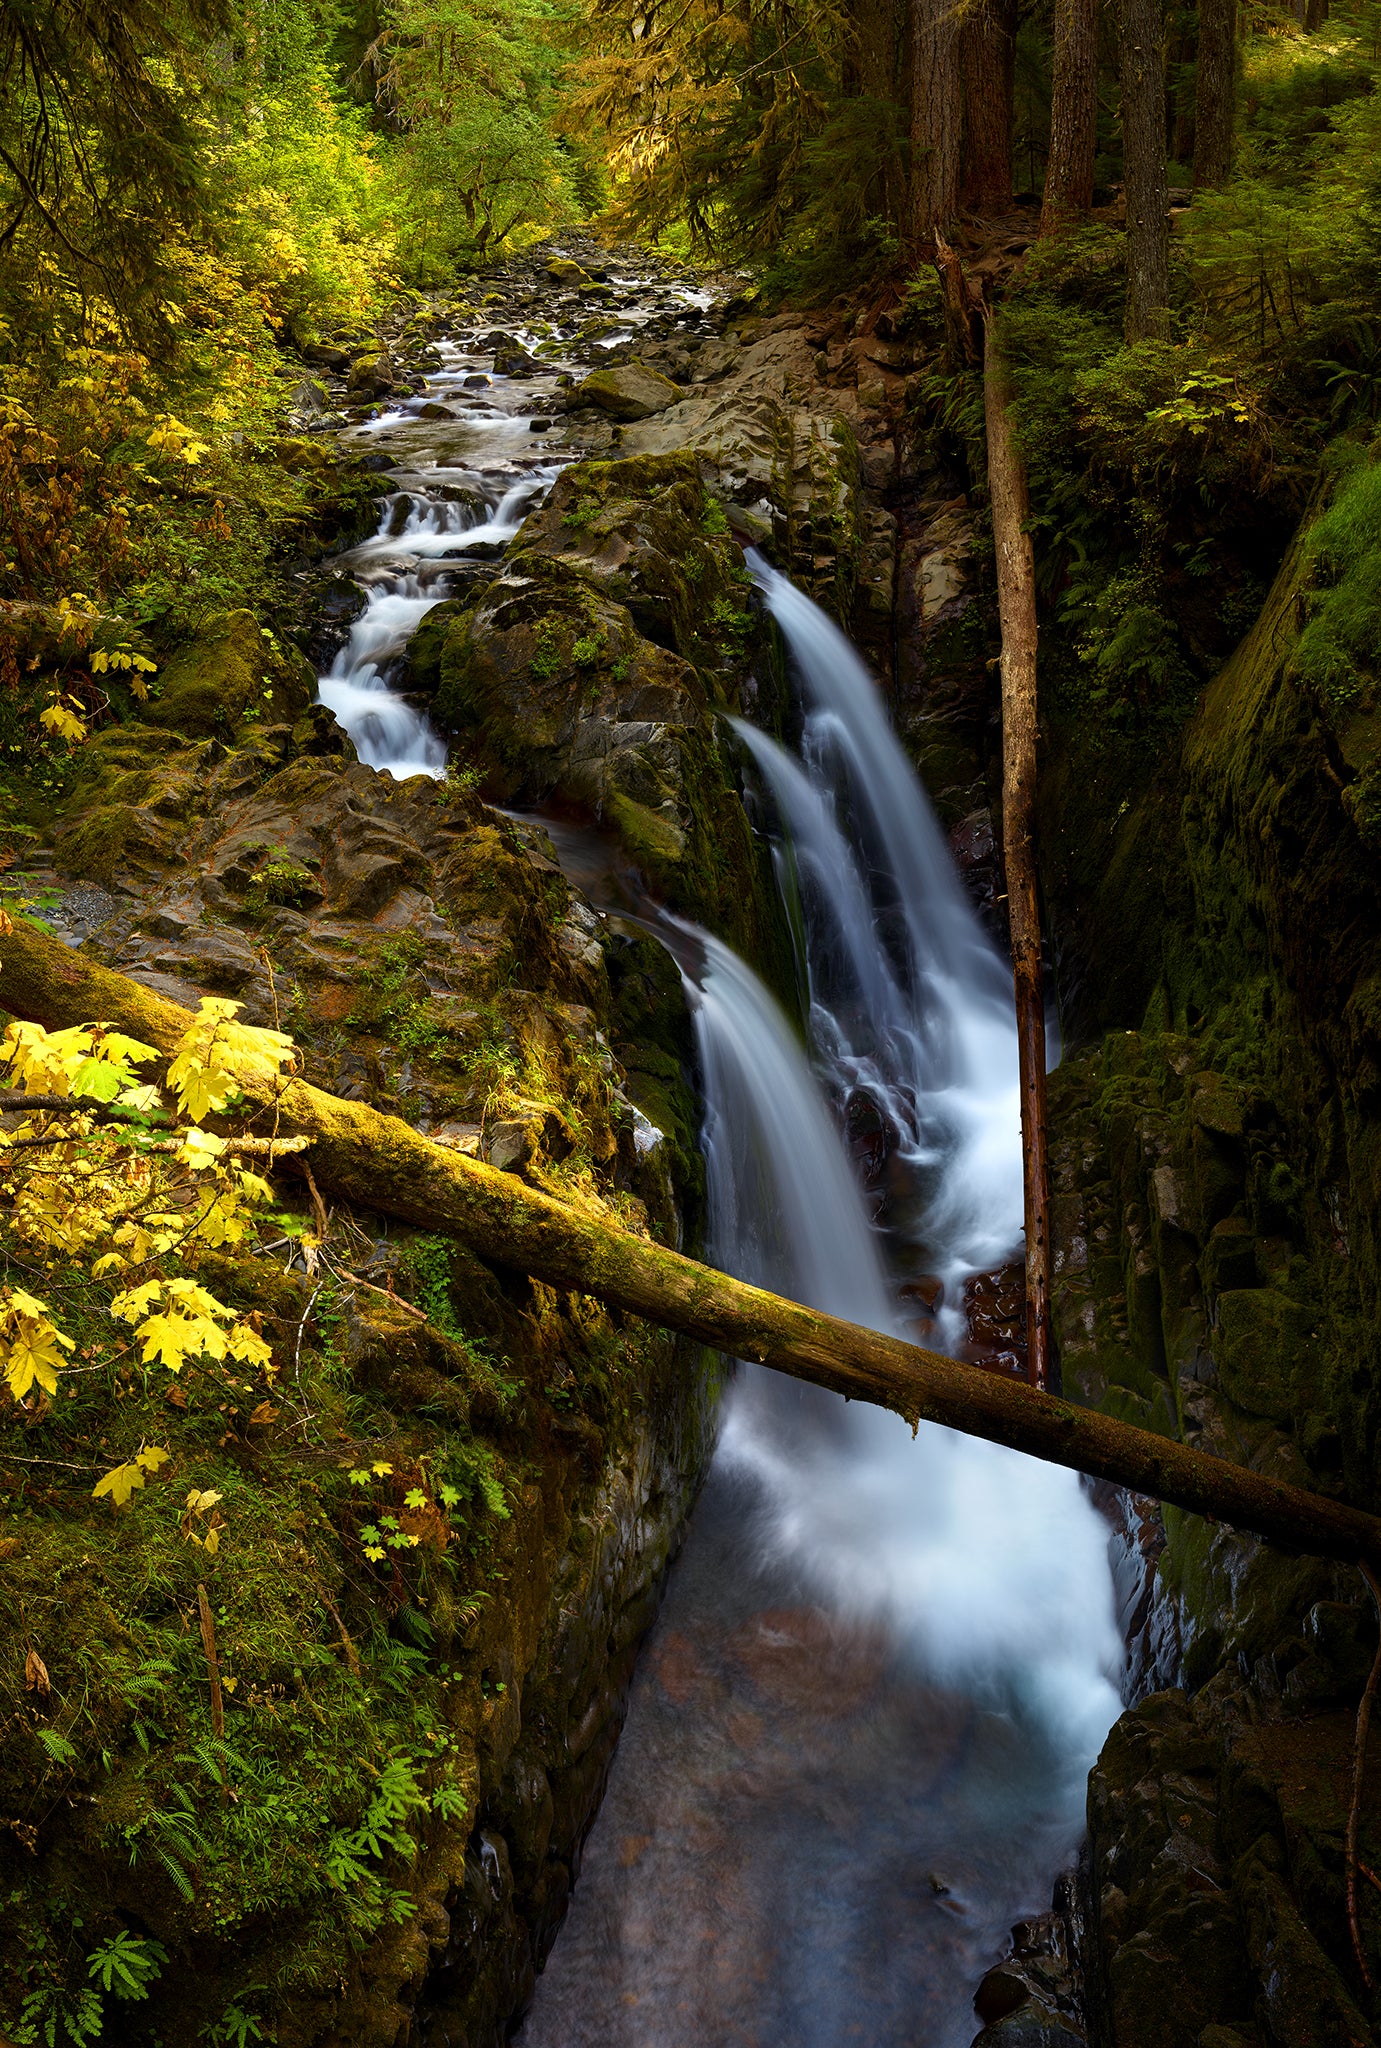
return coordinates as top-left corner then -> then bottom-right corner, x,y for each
142,610 -> 316,740
575,361 -> 681,420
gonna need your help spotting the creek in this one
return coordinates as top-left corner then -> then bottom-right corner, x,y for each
316,257 -> 1123,2047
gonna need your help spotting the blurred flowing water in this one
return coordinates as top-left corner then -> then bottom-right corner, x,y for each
516,572 -> 1122,2048
314,282 -> 1123,2047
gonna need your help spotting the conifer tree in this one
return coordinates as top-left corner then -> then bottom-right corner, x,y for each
1193,0 -> 1237,188
961,0 -> 1016,210
909,0 -> 962,247
1040,0 -> 1098,235
1119,0 -> 1171,337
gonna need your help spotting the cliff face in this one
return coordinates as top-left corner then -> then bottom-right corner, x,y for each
1041,510 -> 1381,2042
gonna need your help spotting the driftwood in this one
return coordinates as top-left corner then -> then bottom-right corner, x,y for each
983,314 -> 1053,1392
3,916 -> 1381,1572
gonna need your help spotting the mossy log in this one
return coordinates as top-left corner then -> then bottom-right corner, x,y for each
5,916 -> 1381,1571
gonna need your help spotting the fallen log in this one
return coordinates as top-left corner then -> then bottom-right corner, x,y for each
984,311 -> 1053,1392
3,915 -> 1381,1572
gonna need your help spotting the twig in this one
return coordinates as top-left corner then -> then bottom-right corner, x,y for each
320,1251 -> 426,1319
196,1583 -> 228,1804
317,1585 -> 361,1676
293,1282 -> 323,1383
0,1453 -> 99,1471
1347,1562 -> 1381,1991
302,1158 -> 330,1239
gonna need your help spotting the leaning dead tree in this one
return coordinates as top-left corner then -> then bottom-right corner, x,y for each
983,312 -> 1053,1393
4,918 -> 1381,1573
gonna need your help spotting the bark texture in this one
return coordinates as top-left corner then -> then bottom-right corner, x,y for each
1039,0 -> 1098,234
909,0 -> 961,249
5,917 -> 1381,1572
960,0 -> 1015,210
1193,0 -> 1237,189
1119,0 -> 1171,339
983,318 -> 1052,1393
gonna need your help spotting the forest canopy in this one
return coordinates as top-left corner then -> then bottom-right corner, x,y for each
4,0 -> 1381,745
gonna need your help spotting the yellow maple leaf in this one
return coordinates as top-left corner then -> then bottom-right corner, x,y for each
227,1324 -> 272,1368
92,1449 -> 167,1506
110,1280 -> 163,1324
39,696 -> 87,746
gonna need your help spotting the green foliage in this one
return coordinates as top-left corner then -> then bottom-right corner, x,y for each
1294,448 -> 1381,715
573,0 -> 904,284
85,1932 -> 167,2002
376,0 -> 580,278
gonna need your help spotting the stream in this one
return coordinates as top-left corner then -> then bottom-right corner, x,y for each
314,254 -> 1123,2047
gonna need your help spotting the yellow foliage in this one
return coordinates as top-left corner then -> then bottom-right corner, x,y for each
111,1277 -> 271,1375
0,1018 -> 159,1100
181,1486 -> 226,1552
38,695 -> 89,744
0,1287 -> 75,1401
93,1445 -> 171,1506
144,414 -> 212,466
167,997 -> 295,1125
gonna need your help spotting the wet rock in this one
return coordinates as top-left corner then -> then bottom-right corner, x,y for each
347,351 -> 398,396
575,361 -> 682,420
545,258 -> 590,285
970,1998 -> 1085,2047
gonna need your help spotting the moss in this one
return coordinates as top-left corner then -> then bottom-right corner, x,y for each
143,611 -> 315,741
54,801 -> 155,884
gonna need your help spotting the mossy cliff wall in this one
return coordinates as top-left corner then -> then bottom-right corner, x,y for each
1040,512 -> 1381,2045
0,456 -> 750,2042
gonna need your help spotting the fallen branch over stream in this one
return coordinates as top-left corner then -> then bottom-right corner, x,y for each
4,916 -> 1381,1571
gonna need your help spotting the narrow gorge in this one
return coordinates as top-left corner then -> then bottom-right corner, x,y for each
4,192 -> 1381,2048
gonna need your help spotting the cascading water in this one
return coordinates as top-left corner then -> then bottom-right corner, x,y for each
318,479 -> 550,779
518,578 -> 1122,2047
305,270 -> 1123,2044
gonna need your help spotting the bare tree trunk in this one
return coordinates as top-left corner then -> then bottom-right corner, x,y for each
982,317 -> 1053,1394
909,0 -> 962,249
8,917 -> 1381,1570
1040,0 -> 1098,235
1193,0 -> 1237,187
960,0 -> 1016,210
1119,0 -> 1171,340
1304,0 -> 1329,26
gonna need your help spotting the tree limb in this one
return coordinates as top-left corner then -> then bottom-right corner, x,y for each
4,917 -> 1381,1572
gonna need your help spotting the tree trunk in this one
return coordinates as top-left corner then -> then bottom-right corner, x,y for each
909,0 -> 962,250
1304,0 -> 1329,26
1119,0 -> 1171,339
1169,18 -> 1196,168
1193,0 -> 1237,188
1039,0 -> 1098,236
960,0 -> 1016,211
983,318 -> 1052,1394
5,916 -> 1381,1572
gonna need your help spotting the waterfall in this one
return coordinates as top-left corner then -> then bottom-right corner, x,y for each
515,462 -> 1119,2048
687,936 -> 1121,1761
316,475 -> 554,781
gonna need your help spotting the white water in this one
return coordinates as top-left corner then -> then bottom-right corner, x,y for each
688,944 -> 1120,1766
303,266 -> 1123,2040
318,479 -> 551,780
704,567 -> 1121,1750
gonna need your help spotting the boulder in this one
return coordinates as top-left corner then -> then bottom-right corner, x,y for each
141,610 -> 317,740
545,258 -> 590,285
575,362 -> 682,421
346,352 -> 397,397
